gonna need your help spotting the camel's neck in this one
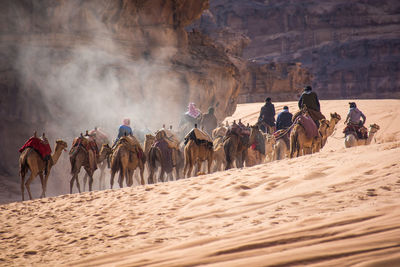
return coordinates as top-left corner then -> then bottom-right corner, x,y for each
97,151 -> 108,163
366,130 -> 376,145
51,148 -> 63,165
327,119 -> 337,135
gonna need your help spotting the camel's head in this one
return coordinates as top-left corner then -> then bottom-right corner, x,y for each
263,133 -> 276,145
55,140 -> 68,151
100,143 -> 112,156
145,134 -> 155,142
370,123 -> 380,133
330,112 -> 341,122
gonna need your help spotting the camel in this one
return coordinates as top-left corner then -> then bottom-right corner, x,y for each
345,123 -> 380,148
212,136 -> 226,171
69,141 -> 112,194
273,138 -> 288,161
263,133 -> 276,162
110,136 -> 146,188
19,138 -> 68,201
245,126 -> 266,167
224,129 -> 249,170
321,112 -> 341,148
289,118 -> 330,158
147,139 -> 183,184
183,139 -> 213,177
82,128 -> 111,191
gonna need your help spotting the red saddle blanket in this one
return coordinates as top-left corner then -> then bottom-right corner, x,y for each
19,137 -> 52,159
297,115 -> 318,139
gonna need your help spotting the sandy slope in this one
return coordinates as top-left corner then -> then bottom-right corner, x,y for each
1,100 -> 400,266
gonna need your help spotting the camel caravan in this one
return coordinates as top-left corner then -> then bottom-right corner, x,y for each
18,93 -> 379,201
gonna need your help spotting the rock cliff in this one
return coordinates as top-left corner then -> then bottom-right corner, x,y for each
192,0 -> 400,100
0,0 -> 242,184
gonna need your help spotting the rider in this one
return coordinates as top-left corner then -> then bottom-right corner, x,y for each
113,118 -> 133,147
344,102 -> 366,126
298,86 -> 325,127
258,97 -> 276,133
276,106 -> 293,131
344,102 -> 367,139
200,106 -> 218,136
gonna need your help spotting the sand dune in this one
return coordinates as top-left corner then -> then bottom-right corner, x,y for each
1,100 -> 400,266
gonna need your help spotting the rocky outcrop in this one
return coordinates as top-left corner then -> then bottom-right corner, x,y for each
193,0 -> 400,100
0,0 -> 243,183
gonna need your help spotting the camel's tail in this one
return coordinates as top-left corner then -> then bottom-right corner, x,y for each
224,138 -> 234,169
110,147 -> 122,173
19,152 -> 29,179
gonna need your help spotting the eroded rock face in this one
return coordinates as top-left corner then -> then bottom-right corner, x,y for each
0,0 -> 242,182
193,0 -> 400,100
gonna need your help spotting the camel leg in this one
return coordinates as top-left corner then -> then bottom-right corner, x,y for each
148,166 -> 155,184
39,172 -> 46,198
110,171 -> 116,189
87,172 -> 94,191
118,168 -> 125,188
83,173 -> 88,192
159,168 -> 164,182
20,172 -> 26,201
99,163 -> 106,190
187,163 -> 193,178
25,172 -> 37,200
42,172 -> 51,198
139,164 -> 145,185
128,170 -> 134,187
207,159 -> 212,174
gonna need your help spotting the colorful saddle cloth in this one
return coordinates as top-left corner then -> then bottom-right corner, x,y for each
19,137 -> 52,159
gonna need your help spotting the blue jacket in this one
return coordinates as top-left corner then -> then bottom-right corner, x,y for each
117,125 -> 133,139
276,110 -> 293,130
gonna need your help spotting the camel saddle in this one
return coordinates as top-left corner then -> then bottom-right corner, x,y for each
296,115 -> 318,139
274,129 -> 291,148
70,136 -> 98,171
19,137 -> 52,160
184,128 -> 213,148
343,124 -> 368,139
156,129 -> 180,150
226,124 -> 250,137
117,135 -> 144,160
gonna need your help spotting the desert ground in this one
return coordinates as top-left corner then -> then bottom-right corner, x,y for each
1,99 -> 400,266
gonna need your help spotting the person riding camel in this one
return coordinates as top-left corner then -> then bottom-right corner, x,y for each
276,106 -> 293,131
343,102 -> 368,139
258,97 -> 276,133
200,106 -> 218,136
298,86 -> 325,127
179,102 -> 202,138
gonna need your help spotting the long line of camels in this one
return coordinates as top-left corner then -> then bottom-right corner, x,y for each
18,111 -> 380,201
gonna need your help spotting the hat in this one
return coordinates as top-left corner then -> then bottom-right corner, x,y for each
349,102 -> 356,108
283,106 -> 289,110
304,86 -> 312,91
265,97 -> 271,102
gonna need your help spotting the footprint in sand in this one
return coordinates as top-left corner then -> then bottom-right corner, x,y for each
366,188 -> 378,197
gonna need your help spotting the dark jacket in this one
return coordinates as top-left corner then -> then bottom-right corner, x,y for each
200,113 -> 218,136
276,111 -> 293,130
298,91 -> 320,112
259,102 -> 275,126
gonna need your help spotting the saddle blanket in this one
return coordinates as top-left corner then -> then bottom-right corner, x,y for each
19,137 -> 52,159
298,115 -> 318,139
